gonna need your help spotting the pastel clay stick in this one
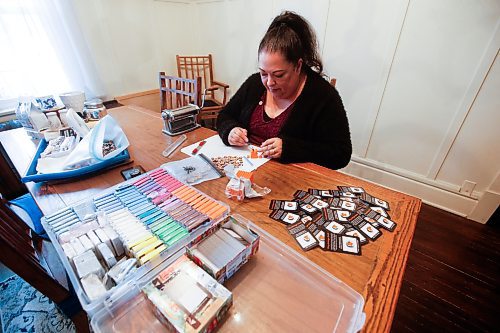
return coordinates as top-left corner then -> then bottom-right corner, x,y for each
180,190 -> 201,203
172,186 -> 191,198
169,205 -> 192,218
129,235 -> 158,253
163,228 -> 188,244
139,245 -> 167,265
132,175 -> 149,186
157,225 -> 184,240
188,195 -> 206,208
195,198 -> 215,210
162,181 -> 183,191
177,210 -> 200,225
151,220 -> 177,234
183,193 -> 203,205
178,187 -> 197,197
192,197 -> 211,209
174,187 -> 196,199
197,200 -> 218,214
135,240 -> 164,258
149,169 -> 165,176
148,216 -> 175,230
176,190 -> 199,203
171,185 -> 191,196
131,237 -> 161,255
166,231 -> 189,246
152,173 -> 172,182
144,184 -> 162,195
170,209 -> 195,221
161,200 -> 184,213
206,205 -> 227,220
154,222 -> 180,236
204,202 -> 223,216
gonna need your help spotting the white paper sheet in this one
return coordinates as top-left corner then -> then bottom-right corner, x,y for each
181,135 -> 269,171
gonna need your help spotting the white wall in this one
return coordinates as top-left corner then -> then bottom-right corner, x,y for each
322,0 -> 409,157
71,0 -> 196,99
365,0 -> 498,176
73,0 -> 500,222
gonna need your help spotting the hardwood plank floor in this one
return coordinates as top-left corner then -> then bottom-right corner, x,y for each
115,90 -> 161,113
391,204 -> 500,332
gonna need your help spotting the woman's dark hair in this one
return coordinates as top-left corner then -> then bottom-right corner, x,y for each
258,11 -> 323,74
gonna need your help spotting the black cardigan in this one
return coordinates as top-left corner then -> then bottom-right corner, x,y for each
217,67 -> 352,170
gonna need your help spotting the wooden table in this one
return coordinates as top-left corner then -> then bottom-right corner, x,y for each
0,105 -> 421,332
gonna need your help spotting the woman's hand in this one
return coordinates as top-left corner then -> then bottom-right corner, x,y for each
228,127 -> 249,146
259,137 -> 282,159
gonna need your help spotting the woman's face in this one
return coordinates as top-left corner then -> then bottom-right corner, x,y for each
258,50 -> 303,100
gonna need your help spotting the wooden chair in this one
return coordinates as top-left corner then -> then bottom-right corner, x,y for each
159,72 -> 202,111
0,141 -> 28,200
176,54 -> 229,129
0,196 -> 89,332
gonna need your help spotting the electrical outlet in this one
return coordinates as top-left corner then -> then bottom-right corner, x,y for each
460,180 -> 476,196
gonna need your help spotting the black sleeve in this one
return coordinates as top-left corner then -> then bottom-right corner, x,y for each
279,85 -> 352,170
216,74 -> 260,146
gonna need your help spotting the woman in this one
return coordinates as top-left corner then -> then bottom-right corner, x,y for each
217,11 -> 352,170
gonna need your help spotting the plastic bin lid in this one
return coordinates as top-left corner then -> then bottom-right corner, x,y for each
91,218 -> 365,333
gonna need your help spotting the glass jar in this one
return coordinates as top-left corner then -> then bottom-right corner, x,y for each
83,98 -> 107,120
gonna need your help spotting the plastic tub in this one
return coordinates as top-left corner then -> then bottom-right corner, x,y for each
91,216 -> 365,332
41,167 -> 230,316
22,138 -> 130,183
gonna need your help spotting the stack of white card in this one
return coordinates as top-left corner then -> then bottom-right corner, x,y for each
191,228 -> 248,271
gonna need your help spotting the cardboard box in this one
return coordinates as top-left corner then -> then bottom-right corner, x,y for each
142,255 -> 232,333
187,215 -> 260,284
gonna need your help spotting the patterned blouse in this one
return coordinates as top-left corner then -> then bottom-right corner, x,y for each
248,92 -> 294,145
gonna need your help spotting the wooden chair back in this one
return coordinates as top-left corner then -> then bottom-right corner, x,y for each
0,197 -> 89,332
159,73 -> 201,111
176,55 -> 214,96
176,54 -> 229,129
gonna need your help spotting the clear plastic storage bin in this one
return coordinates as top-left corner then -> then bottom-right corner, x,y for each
91,216 -> 366,333
41,168 -> 230,316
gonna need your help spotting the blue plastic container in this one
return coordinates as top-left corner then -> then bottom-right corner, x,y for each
22,139 -> 130,183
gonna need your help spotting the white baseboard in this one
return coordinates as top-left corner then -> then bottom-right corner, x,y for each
342,159 -> 478,220
468,190 -> 500,224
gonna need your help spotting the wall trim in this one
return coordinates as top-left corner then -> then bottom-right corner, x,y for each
469,171 -> 500,224
350,155 -> 481,199
115,89 -> 159,101
468,190 -> 500,224
343,157 -> 479,220
154,0 -> 195,4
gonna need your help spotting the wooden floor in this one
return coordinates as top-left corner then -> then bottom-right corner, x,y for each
115,90 -> 161,113
391,204 -> 500,332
